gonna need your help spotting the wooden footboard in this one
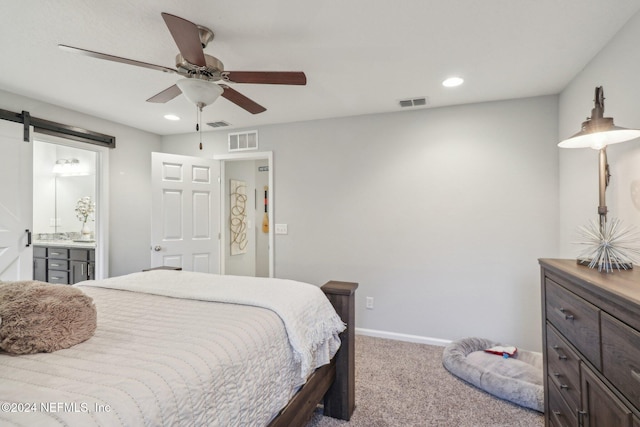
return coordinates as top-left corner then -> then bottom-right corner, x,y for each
268,280 -> 358,427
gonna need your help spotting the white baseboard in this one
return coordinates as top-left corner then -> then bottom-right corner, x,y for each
355,328 -> 452,347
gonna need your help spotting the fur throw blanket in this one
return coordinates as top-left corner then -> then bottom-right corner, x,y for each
0,281 -> 96,354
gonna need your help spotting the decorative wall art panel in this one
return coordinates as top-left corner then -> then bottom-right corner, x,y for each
230,179 -> 248,255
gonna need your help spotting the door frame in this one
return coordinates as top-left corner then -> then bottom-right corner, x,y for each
214,151 -> 274,277
34,133 -> 109,279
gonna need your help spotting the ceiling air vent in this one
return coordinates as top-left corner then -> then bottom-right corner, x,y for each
207,121 -> 230,128
398,97 -> 429,108
228,130 -> 258,152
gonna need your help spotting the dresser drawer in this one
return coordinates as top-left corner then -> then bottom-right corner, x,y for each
47,259 -> 68,271
47,248 -> 69,259
545,278 -> 601,369
48,270 -> 69,284
548,377 -> 578,427
601,312 -> 640,411
547,324 -> 581,411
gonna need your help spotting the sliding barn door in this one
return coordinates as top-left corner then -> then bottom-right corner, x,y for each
151,152 -> 220,273
0,120 -> 33,280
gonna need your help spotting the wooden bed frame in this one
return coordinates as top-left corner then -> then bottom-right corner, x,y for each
268,280 -> 358,427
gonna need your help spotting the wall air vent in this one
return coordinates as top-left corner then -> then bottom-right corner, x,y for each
207,121 -> 231,128
398,97 -> 429,108
228,130 -> 258,152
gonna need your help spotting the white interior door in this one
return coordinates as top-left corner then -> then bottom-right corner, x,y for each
151,152 -> 220,273
0,120 -> 33,280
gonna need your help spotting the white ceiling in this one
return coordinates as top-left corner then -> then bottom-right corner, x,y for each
1,1 -> 639,136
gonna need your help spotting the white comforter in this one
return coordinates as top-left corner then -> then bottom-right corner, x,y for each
80,270 -> 345,383
0,271 -> 345,427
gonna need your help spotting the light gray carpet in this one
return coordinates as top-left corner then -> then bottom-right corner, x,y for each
306,335 -> 544,427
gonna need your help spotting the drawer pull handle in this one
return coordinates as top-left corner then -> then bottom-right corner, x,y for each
632,369 -> 640,383
552,410 -> 561,416
51,263 -> 60,267
558,307 -> 575,320
51,276 -> 62,280
578,410 -> 588,426
552,345 -> 568,360
552,372 -> 561,378
559,384 -> 569,390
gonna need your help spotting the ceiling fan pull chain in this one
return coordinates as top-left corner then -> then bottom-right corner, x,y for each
197,104 -> 203,150
196,104 -> 200,131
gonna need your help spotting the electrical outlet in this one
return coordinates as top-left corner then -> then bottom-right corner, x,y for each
366,297 -> 374,309
275,224 -> 288,235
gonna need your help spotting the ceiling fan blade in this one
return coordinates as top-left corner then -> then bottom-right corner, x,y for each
146,84 -> 182,103
220,85 -> 266,114
58,44 -> 177,74
224,71 -> 307,85
161,13 -> 206,67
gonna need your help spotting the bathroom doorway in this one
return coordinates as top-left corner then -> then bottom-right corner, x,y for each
215,152 -> 273,278
32,136 -> 109,279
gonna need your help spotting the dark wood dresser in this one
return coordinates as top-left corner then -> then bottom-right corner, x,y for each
540,259 -> 640,427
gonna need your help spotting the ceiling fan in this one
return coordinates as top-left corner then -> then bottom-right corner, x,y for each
58,12 -> 307,114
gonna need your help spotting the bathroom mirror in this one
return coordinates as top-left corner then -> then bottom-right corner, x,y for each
33,141 -> 97,241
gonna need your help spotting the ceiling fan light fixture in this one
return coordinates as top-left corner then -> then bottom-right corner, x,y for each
60,13 -> 304,115
176,78 -> 223,108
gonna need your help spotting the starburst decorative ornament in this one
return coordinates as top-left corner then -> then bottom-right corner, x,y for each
575,218 -> 640,272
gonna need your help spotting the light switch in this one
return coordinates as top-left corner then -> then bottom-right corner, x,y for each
275,224 -> 288,235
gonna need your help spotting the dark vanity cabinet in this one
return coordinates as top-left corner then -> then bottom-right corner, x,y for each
33,247 -> 47,282
33,245 -> 95,285
70,248 -> 95,283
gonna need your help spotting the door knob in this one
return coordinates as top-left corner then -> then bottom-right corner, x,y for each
153,246 -> 162,251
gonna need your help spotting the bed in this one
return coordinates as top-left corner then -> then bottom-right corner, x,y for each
0,270 -> 358,427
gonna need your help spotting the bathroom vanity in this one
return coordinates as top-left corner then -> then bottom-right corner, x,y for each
33,241 -> 95,285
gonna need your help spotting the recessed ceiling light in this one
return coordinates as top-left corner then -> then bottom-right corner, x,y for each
164,114 -> 180,121
442,77 -> 464,87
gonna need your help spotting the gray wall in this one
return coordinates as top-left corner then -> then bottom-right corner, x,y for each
163,95 -> 559,351
559,11 -> 640,258
0,89 -> 162,277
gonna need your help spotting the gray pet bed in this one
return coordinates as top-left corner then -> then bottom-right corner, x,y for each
442,337 -> 543,412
